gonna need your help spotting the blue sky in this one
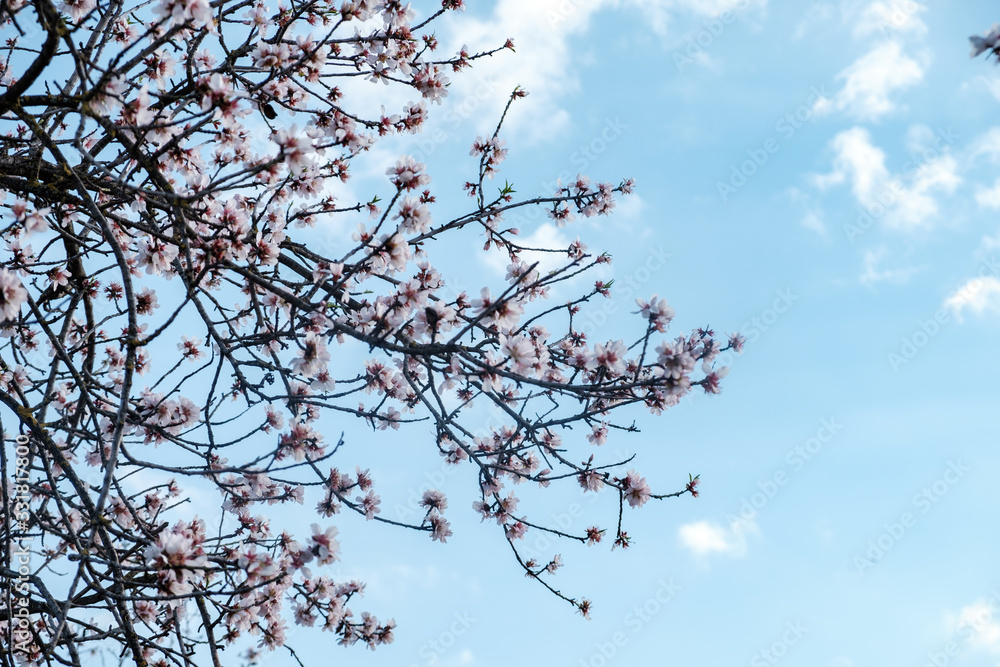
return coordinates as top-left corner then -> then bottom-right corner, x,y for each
266,1 -> 1000,666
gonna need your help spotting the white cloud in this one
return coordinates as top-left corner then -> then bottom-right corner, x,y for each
944,277 -> 1000,321
850,0 -> 927,39
815,127 -> 889,195
968,128 -> 1000,163
905,124 -> 937,153
975,178 -> 1000,210
893,155 -> 961,228
798,0 -> 926,42
943,600 -> 1000,656
819,41 -> 924,120
792,2 -> 834,39
671,0 -> 764,14
815,127 -> 960,231
958,603 -> 1000,650
441,0 -> 592,141
786,188 -> 827,236
610,190 -> 645,224
440,649 -> 477,666
442,0 -> 768,140
678,517 -> 758,558
801,210 -> 827,236
859,247 -> 922,286
623,0 -> 769,36
984,228 -> 1000,251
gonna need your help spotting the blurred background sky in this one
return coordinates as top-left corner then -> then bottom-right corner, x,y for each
257,1 -> 1000,665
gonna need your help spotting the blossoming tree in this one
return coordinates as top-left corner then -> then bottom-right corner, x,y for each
0,0 -> 741,664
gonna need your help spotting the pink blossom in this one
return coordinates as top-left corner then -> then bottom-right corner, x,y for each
290,333 -> 330,379
178,336 -> 204,361
545,554 -> 562,573
16,201 -> 51,236
156,0 -> 214,29
500,334 -> 537,375
428,511 -> 452,542
576,470 -> 604,491
61,0 -> 95,22
621,470 -> 651,508
421,490 -> 448,511
656,339 -> 696,384
357,491 -> 381,520
702,366 -> 730,394
144,524 -> 208,602
636,295 -> 675,332
311,370 -> 336,392
394,197 -> 431,234
136,287 -> 159,315
0,270 -> 27,321
91,75 -> 126,116
593,340 -> 627,376
274,126 -> 316,174
264,405 -> 285,433
310,523 -> 340,565
137,237 -> 178,276
147,50 -> 176,88
586,422 -> 608,446
505,520 -> 527,540
412,64 -> 450,103
386,156 -> 431,190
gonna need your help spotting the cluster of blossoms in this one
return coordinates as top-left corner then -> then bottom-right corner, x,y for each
144,520 -> 210,602
470,135 -> 509,179
547,175 -> 627,227
971,24 -> 1000,58
0,0 -> 743,662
